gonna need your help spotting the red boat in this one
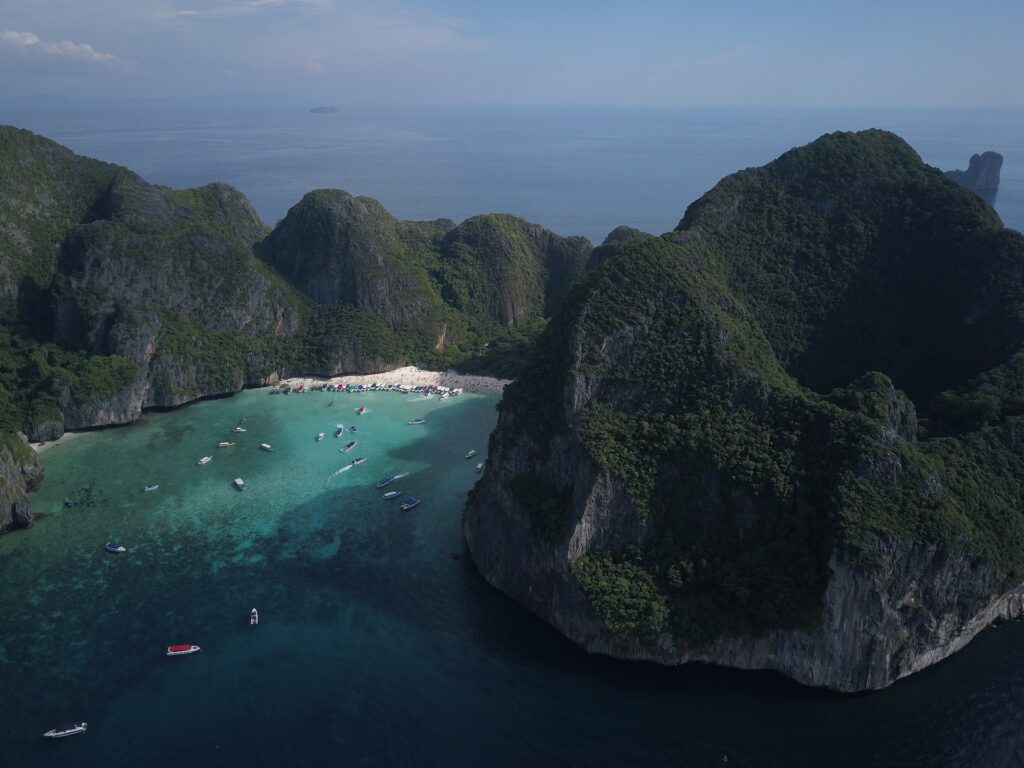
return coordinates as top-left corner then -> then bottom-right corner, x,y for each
166,644 -> 201,656
357,405 -> 366,415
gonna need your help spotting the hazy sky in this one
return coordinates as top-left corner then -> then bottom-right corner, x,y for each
1,0 -> 1021,106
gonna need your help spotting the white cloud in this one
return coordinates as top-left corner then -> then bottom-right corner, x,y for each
0,29 -> 123,64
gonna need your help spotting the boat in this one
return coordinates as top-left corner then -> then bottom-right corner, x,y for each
43,722 -> 87,739
166,644 -> 201,656
218,441 -> 234,448
197,456 -> 212,466
341,440 -> 357,453
334,426 -> 344,438
316,432 -> 325,442
233,478 -> 246,491
64,496 -> 74,508
349,425 -> 358,433
144,484 -> 159,492
475,462 -> 484,473
464,450 -> 477,459
375,476 -> 394,488
104,541 -> 126,553
357,405 -> 366,415
407,418 -> 426,425
400,497 -> 421,511
351,456 -> 367,466
259,443 -> 273,452
383,490 -> 401,499
251,608 -> 259,626
232,426 -> 247,433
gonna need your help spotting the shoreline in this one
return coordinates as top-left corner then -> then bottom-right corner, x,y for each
31,430 -> 86,454
277,366 -> 511,395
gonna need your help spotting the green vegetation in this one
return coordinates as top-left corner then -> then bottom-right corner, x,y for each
487,130 -> 1024,646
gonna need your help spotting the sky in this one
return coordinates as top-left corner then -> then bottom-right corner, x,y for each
0,0 -> 1022,107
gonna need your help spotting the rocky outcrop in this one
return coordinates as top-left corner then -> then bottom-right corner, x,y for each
465,130 -> 1024,692
0,433 -> 41,534
945,151 -> 1003,195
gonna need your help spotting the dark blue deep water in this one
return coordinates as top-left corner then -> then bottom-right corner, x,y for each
2,105 -> 1024,767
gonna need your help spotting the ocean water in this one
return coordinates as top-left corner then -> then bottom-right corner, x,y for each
4,388 -> 1024,767
0,103 -> 1021,242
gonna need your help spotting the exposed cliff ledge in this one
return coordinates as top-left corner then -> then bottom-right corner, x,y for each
465,130 -> 1024,691
945,151 -> 1003,194
0,433 -> 41,534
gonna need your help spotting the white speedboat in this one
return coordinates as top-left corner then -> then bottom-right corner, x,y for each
232,426 -> 247,433
197,456 -> 212,466
408,418 -> 426,425
43,722 -> 87,739
104,541 -> 126,553
251,608 -> 259,625
351,456 -> 367,466
259,443 -> 273,452
316,432 -> 325,442
400,497 -> 422,511
144,484 -> 159,492
233,478 -> 246,491
464,450 -> 477,459
383,490 -> 401,499
218,441 -> 234,448
475,462 -> 484,473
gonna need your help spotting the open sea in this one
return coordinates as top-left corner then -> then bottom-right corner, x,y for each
3,105 -> 1024,766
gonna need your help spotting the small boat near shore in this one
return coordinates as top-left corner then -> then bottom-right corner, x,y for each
357,405 -> 366,415
232,426 -> 247,433
104,541 -> 126,553
316,432 -> 325,442
475,462 -> 484,473
251,608 -> 259,625
383,490 -> 401,499
166,644 -> 201,656
400,497 -> 421,511
43,722 -> 87,739
342,440 -> 357,453
233,478 -> 246,491
349,425 -> 358,433
197,456 -> 212,466
144,484 -> 159,492
259,443 -> 273,452
407,418 -> 426,425
464,449 -> 477,459
376,476 -> 394,488
218,441 -> 234,448
351,456 -> 367,466
334,425 -> 344,438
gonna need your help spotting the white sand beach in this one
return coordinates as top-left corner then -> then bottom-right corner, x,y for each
31,430 -> 86,454
278,366 -> 511,395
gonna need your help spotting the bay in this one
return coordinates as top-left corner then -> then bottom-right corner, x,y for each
3,387 -> 1024,766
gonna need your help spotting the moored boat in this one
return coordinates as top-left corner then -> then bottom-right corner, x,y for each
316,432 -> 325,442
334,425 -> 344,437
104,541 -> 126,553
475,462 -> 484,473
144,484 -> 159,492
408,418 -> 426,425
349,425 -> 358,433
383,490 -> 401,499
259,443 -> 273,452
197,456 -> 212,466
375,476 -> 394,488
342,440 -> 357,453
351,456 -> 367,466
43,722 -> 87,739
251,608 -> 259,625
232,426 -> 247,433
357,405 -> 366,415
400,497 -> 421,511
464,449 -> 477,459
166,644 -> 201,656
218,441 -> 234,448
233,478 -> 246,491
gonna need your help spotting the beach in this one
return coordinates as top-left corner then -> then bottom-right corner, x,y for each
30,430 -> 86,454
277,366 -> 511,395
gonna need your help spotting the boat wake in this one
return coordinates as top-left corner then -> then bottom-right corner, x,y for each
392,472 -> 409,480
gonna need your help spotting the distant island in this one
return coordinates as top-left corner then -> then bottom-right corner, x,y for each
945,151 -> 1002,199
309,106 -> 338,114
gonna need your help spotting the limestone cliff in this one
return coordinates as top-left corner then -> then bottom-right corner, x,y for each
0,433 -> 40,534
465,130 -> 1024,691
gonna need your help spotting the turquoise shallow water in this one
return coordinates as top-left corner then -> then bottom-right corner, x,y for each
6,387 -> 1024,767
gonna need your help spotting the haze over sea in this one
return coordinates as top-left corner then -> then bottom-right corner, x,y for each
4,105 -> 1024,768
2,103 -> 1022,240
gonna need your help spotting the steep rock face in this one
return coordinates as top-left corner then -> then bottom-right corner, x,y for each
466,130 -> 1024,691
945,151 -> 1003,194
0,433 -> 41,533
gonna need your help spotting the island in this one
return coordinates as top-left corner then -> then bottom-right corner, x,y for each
945,151 -> 1002,199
